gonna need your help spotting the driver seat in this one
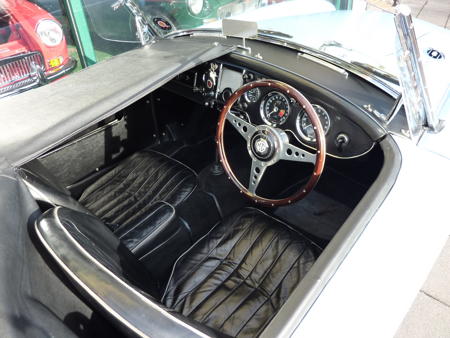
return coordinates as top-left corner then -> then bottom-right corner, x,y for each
36,206 -> 321,337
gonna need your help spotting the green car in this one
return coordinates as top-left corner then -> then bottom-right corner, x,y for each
139,0 -> 263,29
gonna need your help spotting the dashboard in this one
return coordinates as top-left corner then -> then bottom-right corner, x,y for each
169,60 -> 375,159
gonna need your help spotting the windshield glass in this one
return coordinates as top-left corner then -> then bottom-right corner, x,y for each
117,0 -> 450,84
1,0 -> 448,100
82,0 -> 437,81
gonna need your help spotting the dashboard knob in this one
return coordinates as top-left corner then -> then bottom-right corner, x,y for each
221,88 -> 233,101
206,79 -> 215,89
335,133 -> 349,152
243,72 -> 255,83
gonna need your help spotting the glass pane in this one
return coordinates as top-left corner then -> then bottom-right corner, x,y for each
0,0 -> 80,98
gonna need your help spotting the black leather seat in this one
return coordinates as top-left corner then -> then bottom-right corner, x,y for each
37,207 -> 320,337
19,150 -> 198,259
77,150 -> 197,230
20,150 -> 197,228
163,208 -> 321,337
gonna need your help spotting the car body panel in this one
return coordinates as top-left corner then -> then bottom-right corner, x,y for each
292,135 -> 450,338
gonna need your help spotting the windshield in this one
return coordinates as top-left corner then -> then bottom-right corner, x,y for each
1,0 -> 448,100
79,0 -> 444,86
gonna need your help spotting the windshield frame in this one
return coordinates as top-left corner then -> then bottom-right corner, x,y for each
166,27 -> 402,101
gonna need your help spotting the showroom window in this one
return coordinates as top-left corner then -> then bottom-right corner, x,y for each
1,0 -> 349,99
0,0 -> 142,99
1,0 -> 80,98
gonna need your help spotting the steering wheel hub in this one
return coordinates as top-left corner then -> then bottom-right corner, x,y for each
250,131 -> 276,160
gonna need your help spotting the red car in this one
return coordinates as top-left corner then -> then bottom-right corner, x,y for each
0,0 -> 75,97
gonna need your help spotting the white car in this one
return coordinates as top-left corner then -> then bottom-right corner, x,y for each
0,1 -> 448,337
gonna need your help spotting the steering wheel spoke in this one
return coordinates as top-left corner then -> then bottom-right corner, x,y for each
280,143 -> 316,164
226,112 -> 257,140
249,159 -> 267,194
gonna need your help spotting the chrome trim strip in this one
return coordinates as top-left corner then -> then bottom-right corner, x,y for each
0,52 -> 44,96
0,57 -> 76,99
46,57 -> 77,81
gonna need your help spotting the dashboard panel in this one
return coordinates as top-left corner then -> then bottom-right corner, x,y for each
168,60 -> 375,159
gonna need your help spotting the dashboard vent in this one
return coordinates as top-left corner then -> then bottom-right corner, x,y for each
426,48 -> 444,60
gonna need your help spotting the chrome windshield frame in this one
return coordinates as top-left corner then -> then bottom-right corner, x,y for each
394,4 -> 443,139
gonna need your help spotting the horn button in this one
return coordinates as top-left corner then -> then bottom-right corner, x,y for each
250,130 -> 277,161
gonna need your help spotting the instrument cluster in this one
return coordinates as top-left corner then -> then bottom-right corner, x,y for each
255,91 -> 331,143
171,61 -> 374,159
211,66 -> 334,146
230,84 -> 333,146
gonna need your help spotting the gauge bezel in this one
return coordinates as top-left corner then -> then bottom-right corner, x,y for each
244,87 -> 261,103
296,104 -> 331,142
259,91 -> 291,126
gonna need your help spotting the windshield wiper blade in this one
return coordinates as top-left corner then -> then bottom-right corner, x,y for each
258,29 -> 293,39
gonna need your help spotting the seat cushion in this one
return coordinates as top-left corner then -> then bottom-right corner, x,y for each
78,150 -> 197,229
162,208 -> 321,337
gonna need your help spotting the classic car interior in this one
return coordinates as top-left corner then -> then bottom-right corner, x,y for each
13,37 -> 400,337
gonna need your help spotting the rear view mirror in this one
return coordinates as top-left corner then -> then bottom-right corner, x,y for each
222,19 -> 258,39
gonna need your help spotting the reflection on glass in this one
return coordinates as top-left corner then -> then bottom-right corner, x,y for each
0,0 -> 78,97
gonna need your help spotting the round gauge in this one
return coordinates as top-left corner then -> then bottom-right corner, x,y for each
296,104 -> 331,142
244,88 -> 261,103
260,91 -> 290,126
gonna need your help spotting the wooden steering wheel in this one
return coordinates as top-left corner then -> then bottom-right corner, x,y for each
216,80 -> 326,207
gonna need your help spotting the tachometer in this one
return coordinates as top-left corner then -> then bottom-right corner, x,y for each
244,88 -> 261,103
260,91 -> 290,126
296,104 -> 331,142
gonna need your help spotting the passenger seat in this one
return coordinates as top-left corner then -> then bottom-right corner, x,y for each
18,150 -> 201,271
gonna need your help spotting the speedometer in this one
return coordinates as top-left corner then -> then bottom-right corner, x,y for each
260,91 -> 290,126
296,104 -> 331,142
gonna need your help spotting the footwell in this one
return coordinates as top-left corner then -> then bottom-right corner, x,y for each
273,190 -> 351,241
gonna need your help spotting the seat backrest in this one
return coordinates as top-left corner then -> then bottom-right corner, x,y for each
36,207 -> 213,338
37,207 -> 158,296
17,160 -> 91,214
